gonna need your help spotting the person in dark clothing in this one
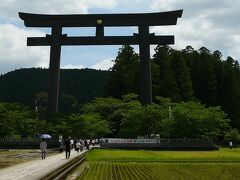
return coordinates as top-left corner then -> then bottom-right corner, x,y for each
80,139 -> 84,151
84,139 -> 87,150
59,142 -> 64,153
74,140 -> 77,151
64,137 -> 71,159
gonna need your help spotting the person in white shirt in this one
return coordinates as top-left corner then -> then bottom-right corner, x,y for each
76,141 -> 81,153
92,139 -> 95,146
229,141 -> 233,150
40,139 -> 47,159
86,139 -> 90,149
70,139 -> 74,149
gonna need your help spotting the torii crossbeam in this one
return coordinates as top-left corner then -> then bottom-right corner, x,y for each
19,10 -> 183,114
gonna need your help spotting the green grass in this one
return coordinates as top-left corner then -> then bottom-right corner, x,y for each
86,148 -> 240,162
71,148 -> 240,180
79,162 -> 240,180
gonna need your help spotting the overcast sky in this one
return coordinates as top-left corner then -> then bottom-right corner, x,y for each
0,0 -> 239,74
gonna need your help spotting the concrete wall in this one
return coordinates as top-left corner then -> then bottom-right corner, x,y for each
101,139 -> 219,150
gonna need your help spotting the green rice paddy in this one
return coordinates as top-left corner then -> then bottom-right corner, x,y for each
72,148 -> 240,180
80,162 -> 239,180
86,148 -> 240,162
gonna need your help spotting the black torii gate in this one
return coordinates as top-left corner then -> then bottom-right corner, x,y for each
19,10 -> 183,114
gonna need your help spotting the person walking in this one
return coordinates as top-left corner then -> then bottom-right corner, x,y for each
92,139 -> 95,146
86,139 -> 90,150
229,141 -> 233,150
74,139 -> 77,151
80,139 -> 84,151
84,139 -> 87,150
64,137 -> 71,159
70,139 -> 74,149
76,141 -> 80,153
59,142 -> 64,153
40,139 -> 47,159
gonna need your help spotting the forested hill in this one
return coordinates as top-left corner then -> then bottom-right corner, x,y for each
105,45 -> 240,129
0,68 -> 108,107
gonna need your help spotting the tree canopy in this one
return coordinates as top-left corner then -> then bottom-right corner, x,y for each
106,45 -> 240,130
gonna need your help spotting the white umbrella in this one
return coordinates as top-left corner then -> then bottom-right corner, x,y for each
40,134 -> 52,139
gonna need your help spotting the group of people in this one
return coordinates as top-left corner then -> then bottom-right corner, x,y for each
61,137 -> 100,159
40,137 -> 100,160
60,137 -> 100,159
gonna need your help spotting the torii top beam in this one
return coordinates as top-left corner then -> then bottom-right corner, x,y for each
19,10 -> 183,27
19,10 -> 183,46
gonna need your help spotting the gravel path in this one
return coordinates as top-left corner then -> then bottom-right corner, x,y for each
0,149 -> 88,180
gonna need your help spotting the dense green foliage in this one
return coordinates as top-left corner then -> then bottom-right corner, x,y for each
106,45 -> 140,98
0,102 -> 45,138
0,101 -> 112,139
224,129 -> 240,145
169,102 -> 229,140
106,45 -> 240,130
0,95 -> 232,142
0,68 -> 108,109
42,113 -> 111,139
79,95 -> 230,141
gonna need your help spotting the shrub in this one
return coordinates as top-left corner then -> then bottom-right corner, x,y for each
224,129 -> 240,146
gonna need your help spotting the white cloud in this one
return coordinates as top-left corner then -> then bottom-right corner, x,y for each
61,58 -> 114,71
91,58 -> 114,70
61,64 -> 85,69
0,23 -> 49,74
0,0 -> 117,20
0,0 -> 118,74
150,0 -> 240,60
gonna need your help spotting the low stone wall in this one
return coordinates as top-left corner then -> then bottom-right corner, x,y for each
0,138 -> 60,149
101,139 -> 219,150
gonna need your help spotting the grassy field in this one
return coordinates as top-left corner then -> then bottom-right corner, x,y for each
71,148 -> 240,180
80,162 -> 240,180
86,148 -> 240,162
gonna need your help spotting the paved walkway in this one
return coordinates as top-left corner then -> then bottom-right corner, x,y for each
0,149 -> 88,180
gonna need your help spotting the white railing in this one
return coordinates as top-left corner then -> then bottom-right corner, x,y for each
103,138 -> 212,144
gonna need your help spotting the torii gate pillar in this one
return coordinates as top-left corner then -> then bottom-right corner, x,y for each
139,25 -> 152,104
48,26 -> 62,112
